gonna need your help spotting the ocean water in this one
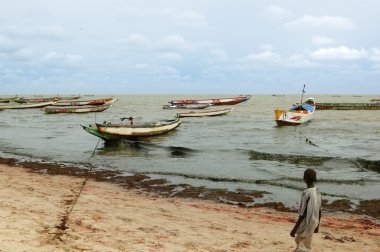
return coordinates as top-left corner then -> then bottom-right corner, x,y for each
0,94 -> 379,208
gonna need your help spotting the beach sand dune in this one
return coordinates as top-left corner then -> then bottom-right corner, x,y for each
0,164 -> 379,252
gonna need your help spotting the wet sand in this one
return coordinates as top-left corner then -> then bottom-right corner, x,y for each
0,160 -> 379,251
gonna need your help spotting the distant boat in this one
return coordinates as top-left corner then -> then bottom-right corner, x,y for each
170,95 -> 250,106
316,102 -> 380,110
15,96 -> 60,104
43,104 -> 111,114
162,103 -> 211,109
52,98 -> 116,106
370,98 -> 380,102
0,97 -> 19,103
274,98 -> 316,126
177,108 -> 232,117
0,101 -> 55,109
59,95 -> 81,100
81,118 -> 182,141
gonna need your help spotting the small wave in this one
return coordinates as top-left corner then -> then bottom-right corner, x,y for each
249,150 -> 332,166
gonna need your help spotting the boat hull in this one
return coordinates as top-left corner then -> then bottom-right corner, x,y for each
170,96 -> 250,106
0,101 -> 55,109
82,119 -> 182,141
177,108 -> 232,117
274,109 -> 314,126
43,104 -> 111,114
52,98 -> 116,106
162,104 -> 210,109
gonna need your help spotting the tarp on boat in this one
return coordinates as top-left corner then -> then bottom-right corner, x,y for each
289,104 -> 315,112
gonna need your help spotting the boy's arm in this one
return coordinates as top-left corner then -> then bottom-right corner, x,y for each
290,214 -> 305,237
291,193 -> 309,237
314,208 -> 322,233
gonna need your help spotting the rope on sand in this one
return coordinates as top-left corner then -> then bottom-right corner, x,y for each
53,138 -> 101,241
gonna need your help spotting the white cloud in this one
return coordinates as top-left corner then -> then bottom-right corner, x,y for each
156,52 -> 182,61
42,52 -> 83,66
0,35 -> 18,52
260,44 -> 276,51
126,34 -> 146,45
287,54 -> 318,68
245,51 -> 282,63
260,5 -> 292,21
284,15 -> 355,30
5,26 -> 65,40
369,48 -> 380,62
310,46 -> 368,60
158,35 -> 190,50
312,36 -> 335,46
125,8 -> 207,28
210,49 -> 228,61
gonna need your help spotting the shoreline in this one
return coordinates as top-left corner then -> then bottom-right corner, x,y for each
0,156 -> 379,219
0,158 -> 379,251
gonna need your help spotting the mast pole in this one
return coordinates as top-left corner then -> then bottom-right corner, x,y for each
300,84 -> 306,104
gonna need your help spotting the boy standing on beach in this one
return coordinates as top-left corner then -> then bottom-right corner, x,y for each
290,168 -> 322,252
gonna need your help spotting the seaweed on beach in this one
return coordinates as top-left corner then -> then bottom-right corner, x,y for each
355,158 -> 380,173
353,199 -> 380,218
1,156 -> 379,219
249,150 -> 332,166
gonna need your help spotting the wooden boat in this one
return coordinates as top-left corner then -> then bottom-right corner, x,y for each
275,98 -> 315,126
0,101 -> 55,109
52,97 -> 116,106
162,103 -> 211,109
177,108 -> 232,117
316,102 -> 380,110
169,95 -> 250,106
0,97 -> 19,103
81,118 -> 182,141
43,104 -> 111,114
15,96 -> 60,103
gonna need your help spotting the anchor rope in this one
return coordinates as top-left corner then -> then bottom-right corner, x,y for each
53,126 -> 102,240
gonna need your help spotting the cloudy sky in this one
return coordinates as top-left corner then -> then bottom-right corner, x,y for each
1,0 -> 380,94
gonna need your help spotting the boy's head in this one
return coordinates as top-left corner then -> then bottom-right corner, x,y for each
303,168 -> 317,183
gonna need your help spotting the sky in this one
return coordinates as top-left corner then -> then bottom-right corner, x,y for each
1,0 -> 380,94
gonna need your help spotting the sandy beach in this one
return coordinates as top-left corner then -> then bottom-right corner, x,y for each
0,163 -> 379,252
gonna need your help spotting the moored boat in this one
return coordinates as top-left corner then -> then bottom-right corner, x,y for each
169,95 -> 250,106
0,101 -> 55,109
52,97 -> 116,106
162,103 -> 211,109
274,98 -> 315,126
315,102 -> 380,110
81,118 -> 182,141
15,96 -> 60,104
177,108 -> 232,117
43,104 -> 111,114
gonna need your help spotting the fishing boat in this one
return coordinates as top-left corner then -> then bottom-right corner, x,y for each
0,97 -> 19,103
274,98 -> 315,126
42,104 -> 111,114
0,101 -> 55,109
177,108 -> 232,117
315,102 -> 380,110
52,97 -> 116,106
169,95 -> 250,106
81,118 -> 182,141
162,103 -> 211,109
15,96 -> 60,103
